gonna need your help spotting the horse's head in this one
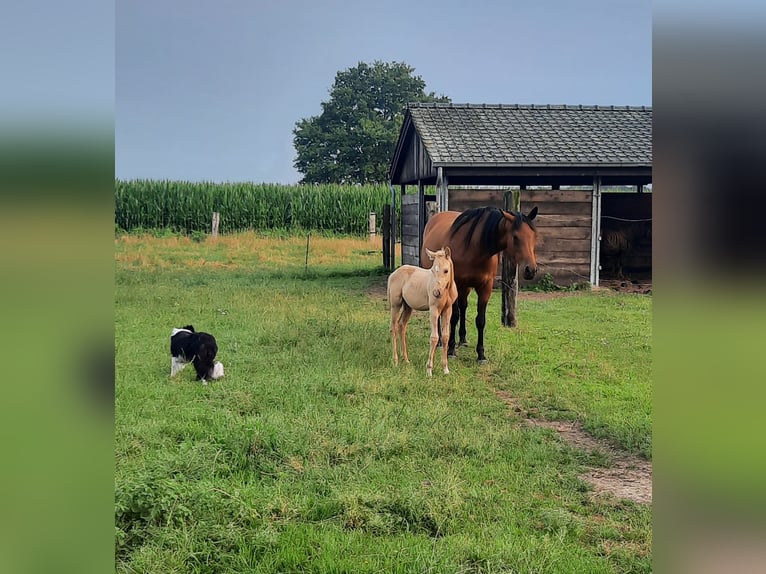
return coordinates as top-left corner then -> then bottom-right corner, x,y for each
425,247 -> 454,299
503,207 -> 539,280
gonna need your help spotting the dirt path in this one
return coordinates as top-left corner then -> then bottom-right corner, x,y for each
495,390 -> 652,505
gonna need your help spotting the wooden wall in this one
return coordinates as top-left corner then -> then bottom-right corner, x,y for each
399,187 -> 651,285
522,189 -> 593,286
448,188 -> 594,286
401,194 -> 421,266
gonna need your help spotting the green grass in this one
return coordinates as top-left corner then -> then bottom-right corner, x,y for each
116,232 -> 652,573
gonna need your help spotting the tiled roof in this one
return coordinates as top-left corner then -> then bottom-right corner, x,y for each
405,103 -> 652,167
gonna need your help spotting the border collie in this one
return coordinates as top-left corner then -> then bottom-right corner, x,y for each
170,325 -> 224,384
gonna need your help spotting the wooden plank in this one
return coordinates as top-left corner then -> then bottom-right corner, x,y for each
540,249 -> 592,257
522,189 -> 592,203
448,190 -> 593,210
536,265 -> 592,275
537,255 -> 591,265
533,215 -> 593,227
402,223 -> 420,237
537,232 -> 592,243
449,189 -> 506,207
402,193 -> 420,206
521,269 -> 592,287
401,245 -> 420,266
536,227 -> 591,240
527,201 -> 592,216
536,237 -> 592,252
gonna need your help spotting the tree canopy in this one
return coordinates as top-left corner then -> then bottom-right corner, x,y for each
293,61 -> 450,184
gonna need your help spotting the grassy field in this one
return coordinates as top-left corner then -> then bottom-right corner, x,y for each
115,232 -> 652,573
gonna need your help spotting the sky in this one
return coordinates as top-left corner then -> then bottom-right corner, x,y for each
116,0 -> 652,185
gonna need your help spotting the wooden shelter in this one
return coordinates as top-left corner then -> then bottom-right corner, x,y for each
388,103 -> 652,286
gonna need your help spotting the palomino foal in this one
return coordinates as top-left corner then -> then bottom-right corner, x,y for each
387,247 -> 458,376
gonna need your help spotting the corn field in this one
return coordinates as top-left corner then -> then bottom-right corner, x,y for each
115,179 -> 392,236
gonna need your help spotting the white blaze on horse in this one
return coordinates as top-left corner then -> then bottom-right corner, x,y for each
387,247 -> 458,376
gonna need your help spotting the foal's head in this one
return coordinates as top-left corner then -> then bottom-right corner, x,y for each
503,207 -> 539,280
425,247 -> 454,299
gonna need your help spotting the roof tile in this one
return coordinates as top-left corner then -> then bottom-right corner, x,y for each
404,103 -> 652,166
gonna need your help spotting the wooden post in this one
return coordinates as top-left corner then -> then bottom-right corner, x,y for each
501,190 -> 520,327
382,205 -> 391,270
211,212 -> 220,239
369,212 -> 376,241
436,167 -> 449,211
417,180 -> 425,266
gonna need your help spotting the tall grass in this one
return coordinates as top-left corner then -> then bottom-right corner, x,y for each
115,179 -> 391,236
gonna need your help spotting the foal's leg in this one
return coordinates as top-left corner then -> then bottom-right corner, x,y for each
399,305 -> 413,364
440,305 -> 453,374
426,307 -> 440,377
391,302 -> 401,365
475,284 -> 492,364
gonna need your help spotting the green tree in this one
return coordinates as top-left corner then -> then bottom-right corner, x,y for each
293,61 -> 450,184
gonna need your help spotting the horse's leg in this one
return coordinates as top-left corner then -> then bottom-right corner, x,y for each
458,291 -> 469,347
448,299 -> 460,358
449,288 -> 469,357
391,302 -> 401,366
441,304 -> 453,375
399,305 -> 413,364
427,307 -> 440,377
475,284 -> 492,364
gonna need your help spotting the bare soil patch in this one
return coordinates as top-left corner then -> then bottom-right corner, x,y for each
599,277 -> 652,295
495,390 -> 652,505
366,280 -> 389,302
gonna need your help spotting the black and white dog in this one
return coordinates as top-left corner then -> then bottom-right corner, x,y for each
170,325 -> 224,384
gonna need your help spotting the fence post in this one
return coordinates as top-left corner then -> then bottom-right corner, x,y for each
211,212 -> 220,239
369,212 -> 376,241
501,191 -> 520,327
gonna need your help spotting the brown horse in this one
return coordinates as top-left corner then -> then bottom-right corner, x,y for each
387,247 -> 458,376
421,206 -> 539,363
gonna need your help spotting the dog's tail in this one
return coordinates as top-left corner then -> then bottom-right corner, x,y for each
181,325 -> 195,332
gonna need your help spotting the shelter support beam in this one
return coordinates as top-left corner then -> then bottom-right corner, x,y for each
418,180 -> 425,266
590,177 -> 602,286
436,167 -> 449,211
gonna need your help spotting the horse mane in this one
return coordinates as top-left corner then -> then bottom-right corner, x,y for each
449,207 -> 534,254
